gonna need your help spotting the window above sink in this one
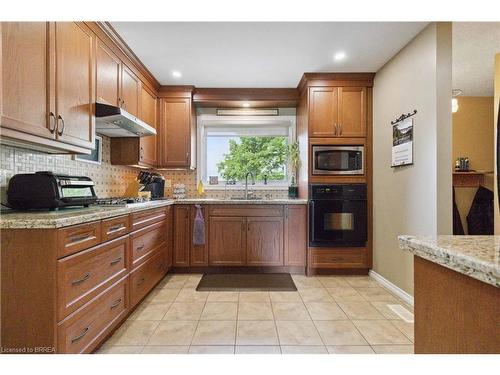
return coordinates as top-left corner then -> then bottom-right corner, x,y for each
197,110 -> 296,190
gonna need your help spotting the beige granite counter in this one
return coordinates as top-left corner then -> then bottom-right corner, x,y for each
0,198 -> 308,229
399,235 -> 500,288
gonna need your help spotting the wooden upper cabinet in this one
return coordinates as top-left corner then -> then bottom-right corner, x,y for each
0,22 -> 55,139
159,98 -> 192,168
209,217 -> 246,266
96,39 -> 120,106
121,65 -> 140,117
309,87 -> 339,137
246,217 -> 283,266
284,205 -> 306,267
309,86 -> 366,138
55,22 -> 95,149
338,87 -> 366,137
139,86 -> 157,166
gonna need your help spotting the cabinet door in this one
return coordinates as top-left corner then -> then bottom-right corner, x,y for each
246,217 -> 283,266
55,22 -> 95,149
209,217 -> 246,266
284,205 -> 307,267
1,22 -> 55,139
159,98 -> 191,168
338,87 -> 366,137
165,205 -> 173,270
309,87 -> 339,137
190,205 -> 208,266
139,86 -> 157,166
173,205 -> 190,267
96,39 -> 120,106
120,65 -> 140,117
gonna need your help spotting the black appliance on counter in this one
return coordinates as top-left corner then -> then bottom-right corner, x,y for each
138,171 -> 165,199
309,184 -> 367,247
7,171 -> 97,210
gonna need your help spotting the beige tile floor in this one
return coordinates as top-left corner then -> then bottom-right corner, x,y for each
98,274 -> 414,354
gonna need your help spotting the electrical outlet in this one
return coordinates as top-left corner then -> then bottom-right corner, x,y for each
165,179 -> 172,188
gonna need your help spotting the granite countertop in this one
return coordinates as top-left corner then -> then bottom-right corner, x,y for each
0,198 -> 308,229
399,235 -> 500,288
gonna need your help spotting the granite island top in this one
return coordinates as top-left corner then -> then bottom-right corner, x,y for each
0,198 -> 308,229
399,235 -> 500,288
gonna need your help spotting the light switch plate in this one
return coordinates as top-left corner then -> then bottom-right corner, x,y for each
165,179 -> 172,188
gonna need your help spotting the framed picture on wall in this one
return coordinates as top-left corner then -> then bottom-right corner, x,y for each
73,135 -> 102,165
391,117 -> 414,167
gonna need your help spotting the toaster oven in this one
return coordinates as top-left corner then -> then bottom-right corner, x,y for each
7,171 -> 97,210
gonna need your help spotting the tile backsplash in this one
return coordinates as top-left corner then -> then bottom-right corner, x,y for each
0,136 -> 287,203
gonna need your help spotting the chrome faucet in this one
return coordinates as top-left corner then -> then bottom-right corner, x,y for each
244,171 -> 255,199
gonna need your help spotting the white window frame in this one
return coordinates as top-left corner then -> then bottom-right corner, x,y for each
197,114 -> 296,190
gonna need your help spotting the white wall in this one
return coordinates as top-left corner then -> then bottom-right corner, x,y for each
372,23 -> 452,295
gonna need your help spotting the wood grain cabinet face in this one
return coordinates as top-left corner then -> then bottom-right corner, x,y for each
96,39 -> 121,106
173,205 -> 190,267
139,86 -> 157,166
309,87 -> 339,137
284,205 -> 307,267
0,22 -> 55,139
209,216 -> 246,266
54,22 -> 95,149
120,64 -> 140,117
159,98 -> 191,168
338,87 -> 366,137
246,217 -> 284,266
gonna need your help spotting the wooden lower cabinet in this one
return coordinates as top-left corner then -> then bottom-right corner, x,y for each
246,217 -> 283,266
0,205 -> 172,354
284,205 -> 307,267
190,205 -> 208,266
209,216 -> 246,266
173,205 -> 190,267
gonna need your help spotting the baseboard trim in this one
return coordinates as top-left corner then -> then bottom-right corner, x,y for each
369,270 -> 414,306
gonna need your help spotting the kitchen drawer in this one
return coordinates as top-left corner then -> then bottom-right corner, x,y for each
101,215 -> 130,242
57,236 -> 129,320
129,250 -> 166,307
209,205 -> 283,217
131,207 -> 167,231
130,220 -> 167,268
57,276 -> 128,354
309,248 -> 367,268
58,221 -> 102,258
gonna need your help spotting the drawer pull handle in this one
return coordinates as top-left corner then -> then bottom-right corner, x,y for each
136,244 -> 145,251
137,277 -> 145,286
71,326 -> 89,343
110,257 -> 122,265
69,233 -> 91,243
108,225 -> 124,233
72,273 -> 90,285
110,298 -> 122,309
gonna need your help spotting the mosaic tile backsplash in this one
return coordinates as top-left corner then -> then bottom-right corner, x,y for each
0,136 -> 287,203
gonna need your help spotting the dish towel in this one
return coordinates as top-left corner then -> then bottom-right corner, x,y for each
193,204 -> 206,245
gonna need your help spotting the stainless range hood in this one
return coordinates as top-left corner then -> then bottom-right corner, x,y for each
95,102 -> 156,137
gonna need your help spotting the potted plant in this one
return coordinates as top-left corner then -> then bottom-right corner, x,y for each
287,141 -> 300,198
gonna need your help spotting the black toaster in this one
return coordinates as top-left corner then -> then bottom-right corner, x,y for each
7,171 -> 98,210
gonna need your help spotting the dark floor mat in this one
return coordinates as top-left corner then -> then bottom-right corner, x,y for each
196,273 -> 297,291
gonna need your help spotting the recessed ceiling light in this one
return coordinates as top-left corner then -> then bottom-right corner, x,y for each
172,70 -> 182,78
242,102 -> 250,108
334,51 -> 346,61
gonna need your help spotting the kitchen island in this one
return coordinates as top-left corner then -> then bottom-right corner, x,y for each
399,235 -> 500,354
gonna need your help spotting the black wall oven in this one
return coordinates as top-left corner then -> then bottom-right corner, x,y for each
312,145 -> 364,175
309,184 -> 367,247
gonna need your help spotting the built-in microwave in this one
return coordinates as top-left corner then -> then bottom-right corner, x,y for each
312,145 -> 364,175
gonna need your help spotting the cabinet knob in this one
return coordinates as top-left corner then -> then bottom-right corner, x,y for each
57,115 -> 65,136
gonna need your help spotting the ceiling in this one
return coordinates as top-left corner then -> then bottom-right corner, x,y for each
111,22 -> 428,88
453,22 -> 500,96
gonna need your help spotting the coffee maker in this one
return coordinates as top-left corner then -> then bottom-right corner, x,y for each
138,171 -> 165,199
